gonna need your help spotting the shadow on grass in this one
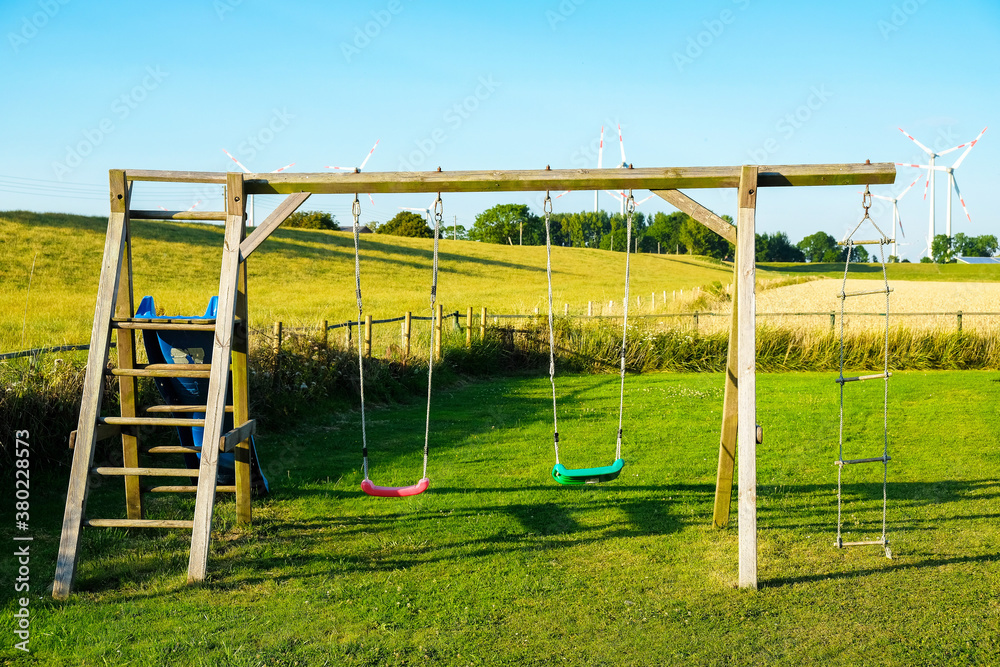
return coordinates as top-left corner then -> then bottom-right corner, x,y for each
762,552 -> 1000,588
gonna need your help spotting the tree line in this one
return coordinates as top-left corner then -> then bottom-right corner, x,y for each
283,207 -> 997,264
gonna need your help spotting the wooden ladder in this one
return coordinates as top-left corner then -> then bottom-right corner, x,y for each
52,171 -> 255,599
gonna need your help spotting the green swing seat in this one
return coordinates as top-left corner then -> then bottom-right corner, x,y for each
551,458 -> 625,485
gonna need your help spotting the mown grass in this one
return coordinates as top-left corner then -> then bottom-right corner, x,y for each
760,260 -> 1000,282
1,370 -> 997,665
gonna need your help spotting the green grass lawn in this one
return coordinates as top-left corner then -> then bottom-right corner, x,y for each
2,370 -> 998,665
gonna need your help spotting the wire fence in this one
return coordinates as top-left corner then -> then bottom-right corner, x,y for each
4,310 -> 998,361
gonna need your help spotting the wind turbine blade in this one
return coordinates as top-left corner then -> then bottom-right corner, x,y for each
869,194 -> 893,202
597,126 -> 604,169
951,126 -> 988,169
898,127 -> 935,156
895,162 -> 927,169
222,148 -> 251,173
324,166 -> 353,171
158,205 -> 168,211
553,190 -> 570,199
358,139 -> 380,171
617,124 -> 627,166
187,200 -> 202,212
636,194 -> 654,206
271,162 -> 296,173
897,175 -> 920,201
921,167 -> 931,201
898,216 -> 905,238
604,190 -> 624,202
952,176 -> 972,222
367,193 -> 375,206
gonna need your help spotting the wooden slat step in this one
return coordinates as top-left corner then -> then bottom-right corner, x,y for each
142,485 -> 236,494
84,518 -> 194,529
93,466 -> 201,477
220,420 -> 256,453
838,239 -> 892,246
112,320 -> 217,331
835,456 -> 891,466
838,287 -> 893,299
100,416 -> 206,428
129,209 -> 228,221
109,364 -> 212,378
145,445 -> 202,454
144,405 -> 233,413
836,372 -> 892,384
838,539 -> 887,547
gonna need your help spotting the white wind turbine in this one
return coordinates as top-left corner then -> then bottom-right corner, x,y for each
868,175 -> 920,259
604,125 -> 654,215
222,149 -> 295,227
326,139 -> 380,205
896,126 -> 987,257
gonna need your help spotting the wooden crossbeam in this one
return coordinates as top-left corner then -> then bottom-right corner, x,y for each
122,163 -> 895,195
240,192 -> 311,259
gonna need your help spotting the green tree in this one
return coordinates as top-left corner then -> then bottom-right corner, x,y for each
469,204 -> 542,245
756,231 -> 805,262
954,233 -> 999,257
678,214 -> 732,259
797,231 -> 842,263
376,211 -> 433,238
284,210 -> 337,230
599,212 -> 647,252
550,211 -> 609,248
645,211 -> 687,254
931,234 -> 955,263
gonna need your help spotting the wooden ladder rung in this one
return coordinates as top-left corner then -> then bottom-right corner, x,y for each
93,466 -> 201,477
83,518 -> 194,529
838,288 -> 893,299
835,456 -> 891,466
145,445 -> 202,454
144,405 -> 234,413
838,539 -> 887,547
109,364 -> 212,378
836,372 -> 892,384
142,485 -> 236,494
112,319 -> 217,331
128,209 -> 228,222
100,416 -> 206,428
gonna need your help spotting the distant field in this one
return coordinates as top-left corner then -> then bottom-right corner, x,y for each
0,211 -> 733,351
760,260 -> 1000,282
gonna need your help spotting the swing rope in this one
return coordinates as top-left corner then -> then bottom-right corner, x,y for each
352,196 -> 371,481
545,191 -> 633,484
421,194 -> 443,481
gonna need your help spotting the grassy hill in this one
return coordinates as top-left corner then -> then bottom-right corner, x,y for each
1,210 -> 738,351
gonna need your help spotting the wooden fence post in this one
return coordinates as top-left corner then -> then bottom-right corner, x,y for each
564,303 -> 568,315
481,307 -> 487,338
403,311 -> 411,358
364,314 -> 372,357
693,312 -> 699,332
322,320 -> 328,350
346,321 -> 352,348
957,310 -> 963,332
272,321 -> 282,376
435,304 -> 443,360
830,312 -> 836,331
466,306 -> 473,346
587,301 -> 593,317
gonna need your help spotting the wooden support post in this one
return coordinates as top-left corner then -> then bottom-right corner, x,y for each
321,320 -> 328,350
588,301 -> 593,317
480,307 -> 487,338
187,171 -> 246,584
830,312 -> 836,331
736,165 -> 758,590
466,306 -> 473,347
435,303 -> 443,360
403,311 -> 412,358
713,265 -> 740,528
364,314 -> 372,357
114,210 -> 142,521
53,170 -> 130,600
232,240 -> 251,524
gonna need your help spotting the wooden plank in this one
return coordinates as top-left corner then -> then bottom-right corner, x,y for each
94,467 -> 202,477
125,169 -> 227,184
712,263 -> 739,528
84,519 -> 194,528
53,170 -> 129,601
114,210 -> 142,521
121,163 -> 896,195
129,210 -> 228,221
100,416 -> 206,428
110,368 -> 212,379
112,322 -> 217,331
737,165 -> 758,590
188,171 -> 245,583
146,446 -> 202,454
219,419 -> 256,454
652,190 -> 737,245
239,191 -> 311,259
68,423 -> 124,449
145,405 -> 234,413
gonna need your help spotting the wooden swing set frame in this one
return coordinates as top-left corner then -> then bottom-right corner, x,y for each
52,161 -> 895,599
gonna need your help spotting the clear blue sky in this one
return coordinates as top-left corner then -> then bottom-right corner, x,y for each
2,0 -> 998,260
